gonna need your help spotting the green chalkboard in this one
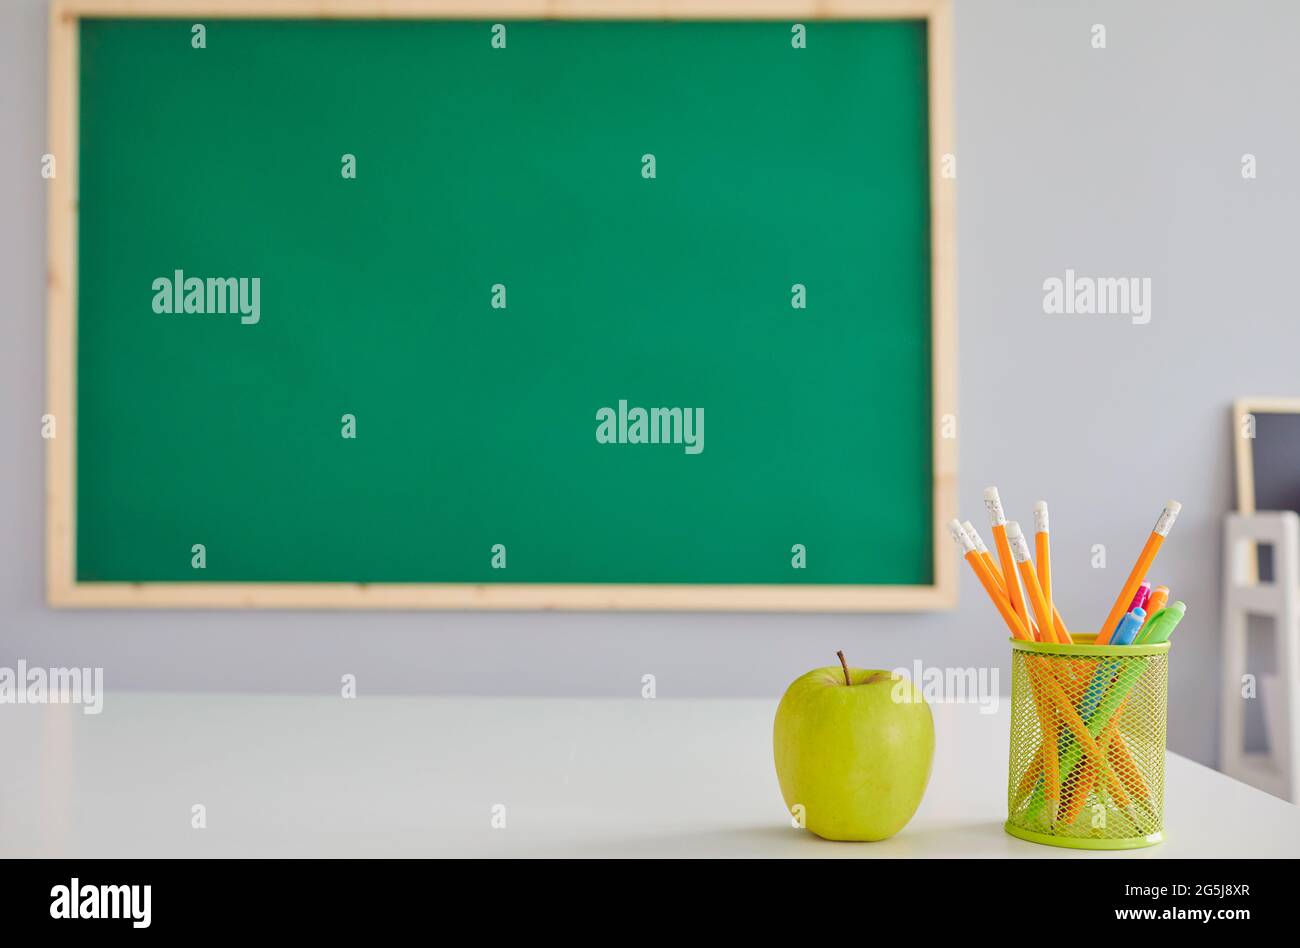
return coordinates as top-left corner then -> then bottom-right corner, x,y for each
68,16 -> 952,608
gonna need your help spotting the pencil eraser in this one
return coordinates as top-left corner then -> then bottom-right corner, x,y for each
983,487 -> 1006,524
1033,501 -> 1049,534
1155,500 -> 1182,536
962,521 -> 989,554
1006,521 -> 1031,561
948,519 -> 974,552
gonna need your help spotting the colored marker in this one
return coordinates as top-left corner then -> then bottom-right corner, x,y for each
1078,607 -> 1148,732
1141,586 -> 1170,632
1096,501 -> 1182,645
1076,607 -> 1147,725
1137,601 -> 1185,645
1056,601 -> 1191,817
1129,581 -> 1153,614
1112,607 -> 1147,646
1053,654 -> 1151,823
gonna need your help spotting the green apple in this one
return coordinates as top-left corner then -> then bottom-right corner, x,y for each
773,652 -> 934,841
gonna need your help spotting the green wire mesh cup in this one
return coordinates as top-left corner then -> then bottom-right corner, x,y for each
1005,633 -> 1170,850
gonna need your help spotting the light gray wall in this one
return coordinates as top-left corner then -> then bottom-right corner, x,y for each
4,0 -> 1298,769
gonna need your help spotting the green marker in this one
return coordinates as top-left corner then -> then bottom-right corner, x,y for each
1134,601 -> 1186,644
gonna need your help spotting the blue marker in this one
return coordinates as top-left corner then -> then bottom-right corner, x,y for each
1077,609 -> 1148,721
1112,607 -> 1147,646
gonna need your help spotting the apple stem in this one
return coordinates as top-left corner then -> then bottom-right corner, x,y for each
836,650 -> 851,686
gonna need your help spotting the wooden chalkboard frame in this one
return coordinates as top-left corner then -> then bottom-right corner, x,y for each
46,0 -> 956,611
1234,397 -> 1300,518
1233,397 -> 1300,584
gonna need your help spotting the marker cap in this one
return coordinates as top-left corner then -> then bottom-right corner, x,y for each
1141,601 -> 1186,644
1113,607 -> 1148,645
1129,580 -> 1153,613
1147,585 -> 1170,608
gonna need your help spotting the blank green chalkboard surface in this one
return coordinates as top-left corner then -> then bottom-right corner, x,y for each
47,1 -> 955,611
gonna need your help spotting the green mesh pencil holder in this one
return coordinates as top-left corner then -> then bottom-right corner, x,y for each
1005,633 -> 1170,850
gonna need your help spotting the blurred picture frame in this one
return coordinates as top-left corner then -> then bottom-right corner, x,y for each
1233,397 -> 1300,583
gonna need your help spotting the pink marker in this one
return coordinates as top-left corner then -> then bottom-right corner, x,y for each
1128,580 -> 1153,614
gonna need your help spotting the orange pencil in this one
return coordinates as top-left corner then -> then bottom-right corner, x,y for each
1033,667 -> 1135,820
984,487 -> 1032,635
1040,694 -> 1060,822
950,520 -> 1032,641
1061,710 -> 1151,825
968,520 -> 1066,640
1052,608 -> 1074,646
1032,501 -> 1069,644
1059,758 -> 1093,825
1096,501 -> 1181,645
1007,521 -> 1059,644
961,517 -> 1056,815
963,520 -> 1005,595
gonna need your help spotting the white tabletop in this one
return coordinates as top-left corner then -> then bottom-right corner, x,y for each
2,693 -> 1296,858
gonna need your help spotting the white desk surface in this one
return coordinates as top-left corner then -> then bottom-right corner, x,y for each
2,694 -> 1296,858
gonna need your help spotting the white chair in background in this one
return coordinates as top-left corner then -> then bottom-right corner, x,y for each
1220,511 -> 1300,802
